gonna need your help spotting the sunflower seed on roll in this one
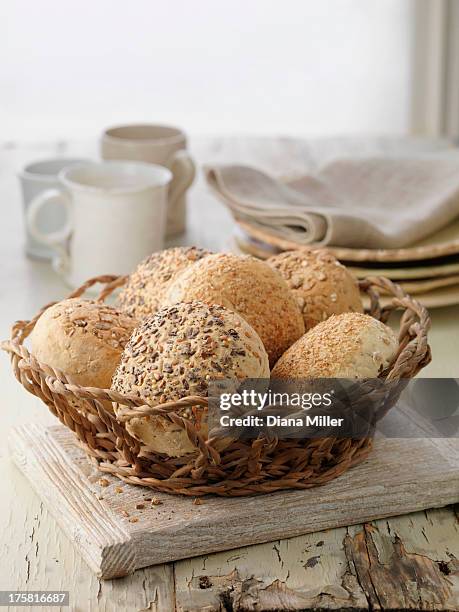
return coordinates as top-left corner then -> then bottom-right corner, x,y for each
111,300 -> 270,457
271,312 -> 398,379
268,249 -> 363,330
165,253 -> 305,366
117,246 -> 211,319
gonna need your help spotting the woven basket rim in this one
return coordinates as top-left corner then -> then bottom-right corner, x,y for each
1,273 -> 432,496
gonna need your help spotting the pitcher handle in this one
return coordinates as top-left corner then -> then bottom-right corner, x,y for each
166,150 -> 196,236
26,188 -> 73,276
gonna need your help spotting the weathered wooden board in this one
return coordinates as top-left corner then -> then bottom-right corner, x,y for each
9,423 -> 459,580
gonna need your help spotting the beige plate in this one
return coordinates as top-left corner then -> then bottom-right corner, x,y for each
348,261 -> 459,280
237,217 -> 459,263
364,283 -> 459,309
391,274 -> 459,295
233,233 -> 459,280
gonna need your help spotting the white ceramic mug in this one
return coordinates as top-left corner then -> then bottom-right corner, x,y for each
101,124 -> 195,237
19,158 -> 85,260
26,161 -> 172,287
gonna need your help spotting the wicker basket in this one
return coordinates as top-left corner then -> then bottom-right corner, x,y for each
2,274 -> 431,497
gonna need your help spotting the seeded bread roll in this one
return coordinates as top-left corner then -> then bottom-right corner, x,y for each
165,253 -> 305,366
112,300 -> 270,456
29,299 -> 137,410
117,246 -> 211,319
271,313 -> 398,379
268,249 -> 363,330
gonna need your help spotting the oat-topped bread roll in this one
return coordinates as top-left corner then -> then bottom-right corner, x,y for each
30,298 -> 137,391
268,249 -> 363,330
272,312 -> 398,379
117,246 -> 211,319
165,253 -> 305,366
112,300 -> 270,456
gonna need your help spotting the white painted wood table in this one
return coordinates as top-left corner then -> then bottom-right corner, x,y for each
0,137 -> 458,611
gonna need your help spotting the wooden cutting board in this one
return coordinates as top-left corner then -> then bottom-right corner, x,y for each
9,424 -> 459,580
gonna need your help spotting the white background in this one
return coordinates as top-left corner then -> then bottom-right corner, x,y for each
1,0 -> 415,141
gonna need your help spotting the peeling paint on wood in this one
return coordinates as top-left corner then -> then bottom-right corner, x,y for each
174,508 -> 459,611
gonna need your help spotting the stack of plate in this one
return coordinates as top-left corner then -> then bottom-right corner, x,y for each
233,218 -> 459,308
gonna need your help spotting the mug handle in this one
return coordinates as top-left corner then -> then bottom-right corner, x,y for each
26,188 -> 73,276
167,150 -> 196,235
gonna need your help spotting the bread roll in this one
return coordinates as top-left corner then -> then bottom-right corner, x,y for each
29,299 -> 137,410
166,253 -> 305,366
268,249 -> 363,330
117,246 -> 211,319
112,300 -> 270,456
271,312 -> 397,379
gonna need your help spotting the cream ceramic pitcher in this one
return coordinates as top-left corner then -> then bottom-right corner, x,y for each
26,161 -> 171,287
101,124 -> 195,236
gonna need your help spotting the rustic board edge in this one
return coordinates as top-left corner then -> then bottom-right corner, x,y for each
131,466 -> 459,571
9,424 -> 136,579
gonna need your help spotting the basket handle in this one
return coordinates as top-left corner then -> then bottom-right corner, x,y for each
359,276 -> 431,380
67,274 -> 127,300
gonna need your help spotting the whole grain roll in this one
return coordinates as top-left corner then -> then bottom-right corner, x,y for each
117,246 -> 211,319
112,300 -> 270,456
166,253 -> 305,366
271,312 -> 398,379
29,299 -> 137,410
268,249 -> 363,330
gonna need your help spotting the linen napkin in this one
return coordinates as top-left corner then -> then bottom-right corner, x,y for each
205,157 -> 459,248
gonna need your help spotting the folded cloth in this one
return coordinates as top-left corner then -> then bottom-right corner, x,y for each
205,157 -> 459,248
